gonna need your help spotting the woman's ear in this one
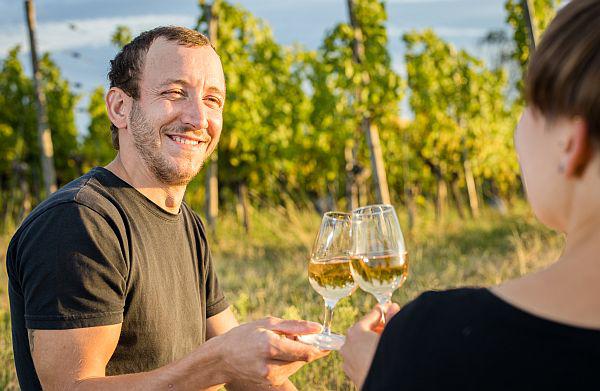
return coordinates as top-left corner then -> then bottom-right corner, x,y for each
106,88 -> 131,131
563,118 -> 593,178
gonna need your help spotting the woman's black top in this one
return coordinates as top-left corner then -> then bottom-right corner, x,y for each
363,288 -> 600,390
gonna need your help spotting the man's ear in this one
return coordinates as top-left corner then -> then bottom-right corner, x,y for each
106,87 -> 132,131
564,118 -> 593,178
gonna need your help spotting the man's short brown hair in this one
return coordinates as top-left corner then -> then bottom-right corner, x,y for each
526,0 -> 600,140
107,26 -> 213,150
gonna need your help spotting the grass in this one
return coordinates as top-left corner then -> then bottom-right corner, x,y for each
0,205 -> 563,390
0,235 -> 18,391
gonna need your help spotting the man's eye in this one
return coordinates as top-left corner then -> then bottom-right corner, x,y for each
205,96 -> 223,108
163,90 -> 185,97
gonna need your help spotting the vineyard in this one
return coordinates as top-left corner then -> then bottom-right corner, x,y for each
0,1 -> 561,226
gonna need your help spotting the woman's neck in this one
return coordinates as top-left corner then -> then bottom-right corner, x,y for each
493,216 -> 600,329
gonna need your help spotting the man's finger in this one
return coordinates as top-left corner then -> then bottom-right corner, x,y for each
263,318 -> 323,335
268,334 -> 323,362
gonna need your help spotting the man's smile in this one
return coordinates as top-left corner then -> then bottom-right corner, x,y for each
165,132 -> 211,149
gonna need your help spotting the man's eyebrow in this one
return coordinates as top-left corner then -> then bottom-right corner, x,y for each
206,85 -> 226,97
158,79 -> 189,88
157,80 -> 225,96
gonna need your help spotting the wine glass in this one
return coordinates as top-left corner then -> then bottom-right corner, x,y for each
299,212 -> 356,350
350,204 -> 408,322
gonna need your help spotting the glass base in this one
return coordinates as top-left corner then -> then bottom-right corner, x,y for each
298,332 -> 345,351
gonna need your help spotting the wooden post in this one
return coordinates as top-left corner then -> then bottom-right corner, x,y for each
402,122 -> 415,231
523,0 -> 537,50
436,178 -> 447,222
345,141 -> 359,210
237,182 -> 251,234
346,0 -> 391,205
201,0 -> 219,231
463,158 -> 479,217
449,178 -> 466,219
406,185 -> 417,233
24,0 -> 56,197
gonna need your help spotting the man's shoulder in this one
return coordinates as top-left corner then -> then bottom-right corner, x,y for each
16,168 -> 125,236
180,202 -> 207,230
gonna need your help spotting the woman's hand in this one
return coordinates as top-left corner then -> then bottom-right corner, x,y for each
340,303 -> 400,389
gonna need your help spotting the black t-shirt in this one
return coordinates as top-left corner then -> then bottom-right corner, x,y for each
363,288 -> 600,390
6,167 -> 229,390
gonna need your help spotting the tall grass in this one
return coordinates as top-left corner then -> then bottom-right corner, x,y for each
0,205 -> 563,390
211,205 -> 563,390
0,235 -> 18,391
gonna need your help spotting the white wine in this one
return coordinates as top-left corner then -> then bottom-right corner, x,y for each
350,253 -> 408,297
308,257 -> 357,301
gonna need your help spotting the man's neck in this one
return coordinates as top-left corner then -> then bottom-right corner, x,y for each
105,154 -> 186,214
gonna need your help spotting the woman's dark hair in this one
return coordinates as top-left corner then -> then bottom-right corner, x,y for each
526,0 -> 600,139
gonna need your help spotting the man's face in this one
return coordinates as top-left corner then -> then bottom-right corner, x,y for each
126,38 -> 225,186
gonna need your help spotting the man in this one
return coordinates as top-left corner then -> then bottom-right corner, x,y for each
7,26 -> 325,390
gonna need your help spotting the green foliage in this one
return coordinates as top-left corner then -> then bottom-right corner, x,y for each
505,0 -> 561,99
39,53 -> 80,186
307,0 -> 403,204
195,2 -> 316,205
403,30 -> 520,200
191,0 -> 406,210
0,46 -> 35,185
81,87 -> 114,170
111,25 -> 133,48
0,46 -> 79,201
0,1 -> 536,223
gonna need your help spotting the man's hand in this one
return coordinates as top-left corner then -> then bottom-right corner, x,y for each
340,303 -> 400,389
216,316 -> 329,388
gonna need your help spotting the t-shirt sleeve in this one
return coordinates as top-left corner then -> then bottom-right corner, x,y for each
15,202 -> 128,330
197,218 -> 228,318
204,249 -> 228,318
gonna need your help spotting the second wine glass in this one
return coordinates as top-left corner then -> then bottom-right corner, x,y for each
350,204 -> 408,320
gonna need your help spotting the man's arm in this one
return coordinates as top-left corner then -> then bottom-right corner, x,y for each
30,315 -> 325,391
207,307 -> 239,338
29,324 -> 228,391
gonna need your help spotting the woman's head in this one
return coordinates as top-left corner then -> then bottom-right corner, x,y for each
516,0 -> 600,231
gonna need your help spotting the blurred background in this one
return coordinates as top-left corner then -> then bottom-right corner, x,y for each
0,1 -> 564,389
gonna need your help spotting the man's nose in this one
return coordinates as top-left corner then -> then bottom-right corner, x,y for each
181,97 -> 209,130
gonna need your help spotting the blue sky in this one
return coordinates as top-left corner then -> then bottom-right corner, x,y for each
0,0 -> 509,133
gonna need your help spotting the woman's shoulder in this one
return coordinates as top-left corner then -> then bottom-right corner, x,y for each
409,286 -> 490,306
388,285 -> 600,343
391,287 -> 493,327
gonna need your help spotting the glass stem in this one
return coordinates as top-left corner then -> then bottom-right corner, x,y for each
376,292 -> 393,324
376,292 -> 392,306
322,298 -> 338,335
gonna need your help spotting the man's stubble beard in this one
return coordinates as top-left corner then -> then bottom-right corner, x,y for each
129,102 -> 207,186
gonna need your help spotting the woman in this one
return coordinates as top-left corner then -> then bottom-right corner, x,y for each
340,0 -> 600,389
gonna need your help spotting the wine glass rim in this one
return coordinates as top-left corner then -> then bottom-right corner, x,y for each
324,211 -> 351,220
352,204 -> 395,215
